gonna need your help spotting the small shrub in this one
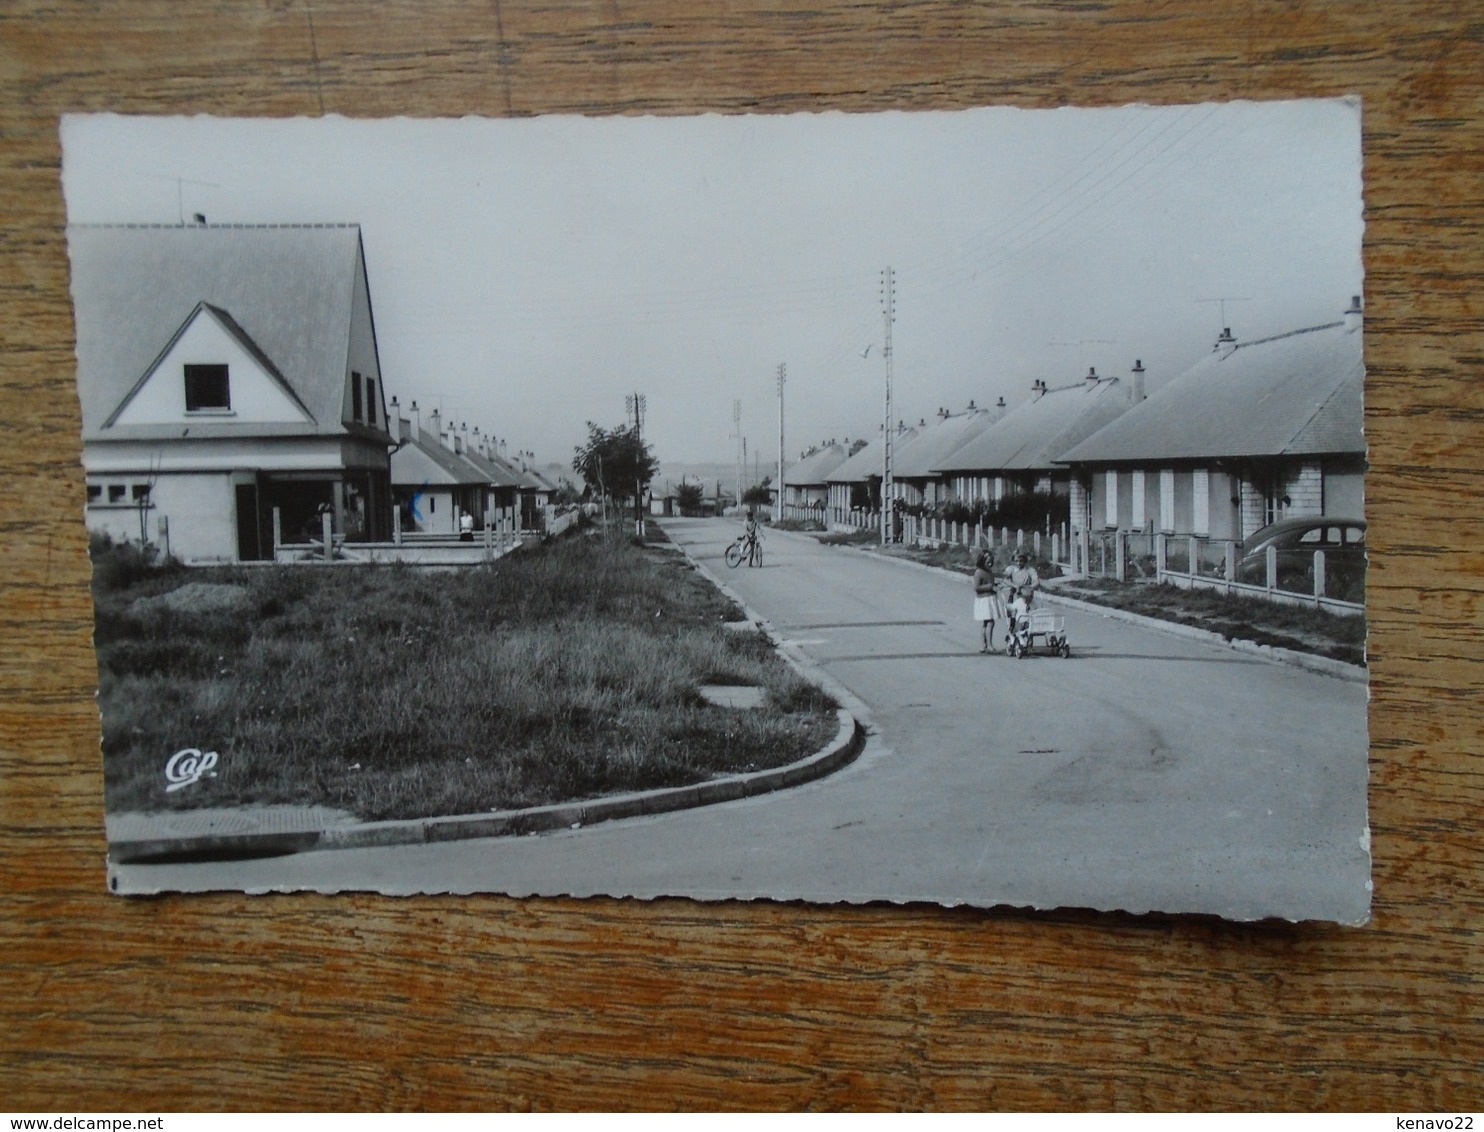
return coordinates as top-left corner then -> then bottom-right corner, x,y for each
88,531 -> 184,594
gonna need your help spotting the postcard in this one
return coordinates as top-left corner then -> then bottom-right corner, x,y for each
64,102 -> 1369,920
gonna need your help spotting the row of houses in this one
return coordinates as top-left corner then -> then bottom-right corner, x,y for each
71,223 -> 568,563
780,298 -> 1365,546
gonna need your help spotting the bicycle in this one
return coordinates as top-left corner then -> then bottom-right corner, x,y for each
725,530 -> 762,568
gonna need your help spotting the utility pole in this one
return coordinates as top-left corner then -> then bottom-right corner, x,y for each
880,266 -> 896,546
775,363 -> 786,523
626,391 -> 647,538
733,399 -> 742,512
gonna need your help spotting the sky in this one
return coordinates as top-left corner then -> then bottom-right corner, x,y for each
61,100 -> 1363,474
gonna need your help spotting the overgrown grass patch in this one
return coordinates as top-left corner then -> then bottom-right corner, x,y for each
94,535 -> 838,819
1058,577 -> 1366,665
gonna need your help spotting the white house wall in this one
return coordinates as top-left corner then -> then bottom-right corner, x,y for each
85,436 -> 383,476
1087,467 -> 1242,542
113,312 -> 312,427
88,472 -> 238,563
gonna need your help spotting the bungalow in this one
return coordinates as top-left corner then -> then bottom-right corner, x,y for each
1056,299 -> 1365,544
781,441 -> 848,515
71,223 -> 394,562
825,423 -> 919,526
389,403 -> 514,534
889,401 -> 1003,509
932,367 -> 1138,507
460,426 -> 523,520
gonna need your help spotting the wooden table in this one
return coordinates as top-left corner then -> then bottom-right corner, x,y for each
2,0 -> 1479,1110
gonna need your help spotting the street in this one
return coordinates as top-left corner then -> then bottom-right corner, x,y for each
112,516 -> 1371,922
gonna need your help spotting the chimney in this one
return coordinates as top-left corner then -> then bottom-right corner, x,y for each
1215,327 -> 1237,355
429,408 -> 443,446
1130,359 -> 1146,404
1344,294 -> 1363,333
1086,366 -> 1098,384
193,213 -> 207,225
1033,379 -> 1047,399
994,396 -> 1007,421
409,400 -> 421,439
967,399 -> 976,412
391,396 -> 410,443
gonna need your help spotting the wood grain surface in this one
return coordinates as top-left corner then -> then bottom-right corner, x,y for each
2,0 -> 1480,1112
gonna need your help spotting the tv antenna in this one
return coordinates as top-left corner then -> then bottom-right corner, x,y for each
1195,296 -> 1252,331
134,171 -> 223,225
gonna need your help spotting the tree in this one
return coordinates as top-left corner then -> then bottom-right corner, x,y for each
741,480 -> 772,507
675,482 -> 705,516
572,421 -> 658,504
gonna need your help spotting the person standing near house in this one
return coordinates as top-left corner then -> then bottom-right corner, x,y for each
972,550 -> 1004,653
458,508 -> 474,541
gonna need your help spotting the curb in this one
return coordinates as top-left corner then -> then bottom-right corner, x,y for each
108,710 -> 862,865
828,540 -> 1368,684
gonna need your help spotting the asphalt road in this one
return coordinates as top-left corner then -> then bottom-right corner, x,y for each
113,516 -> 1371,922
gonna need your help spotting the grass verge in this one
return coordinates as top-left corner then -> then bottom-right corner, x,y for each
1053,576 -> 1366,666
93,531 -> 839,820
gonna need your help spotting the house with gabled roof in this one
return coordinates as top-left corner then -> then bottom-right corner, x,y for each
1057,299 -> 1365,543
781,441 -> 848,513
825,423 -> 918,525
932,367 -> 1139,507
889,401 -> 1004,509
388,403 -> 510,535
70,222 -> 394,562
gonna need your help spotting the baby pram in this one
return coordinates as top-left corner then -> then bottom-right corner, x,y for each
1005,592 -> 1070,659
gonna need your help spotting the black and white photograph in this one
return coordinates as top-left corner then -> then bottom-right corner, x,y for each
64,101 -> 1369,921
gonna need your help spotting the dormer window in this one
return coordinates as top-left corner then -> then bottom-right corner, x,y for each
352,371 -> 364,421
184,364 -> 230,412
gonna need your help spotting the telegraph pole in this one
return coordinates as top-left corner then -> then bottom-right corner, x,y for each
733,399 -> 743,512
626,392 -> 647,538
880,266 -> 896,546
775,363 -> 786,523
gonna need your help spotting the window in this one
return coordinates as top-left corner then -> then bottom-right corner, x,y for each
87,485 -> 101,503
1260,471 -> 1287,527
131,484 -> 151,503
1104,470 -> 1118,527
365,377 -> 377,426
184,364 -> 230,411
108,485 -> 125,503
1131,470 -> 1146,529
1192,469 -> 1210,536
352,371 -> 363,421
1159,468 -> 1175,533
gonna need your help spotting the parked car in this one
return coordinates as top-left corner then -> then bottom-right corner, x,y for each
1238,517 -> 1367,601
